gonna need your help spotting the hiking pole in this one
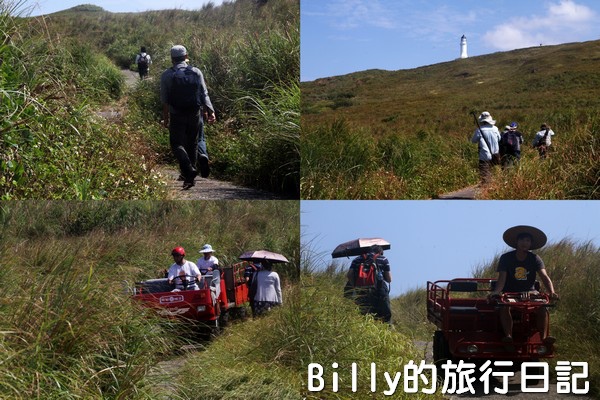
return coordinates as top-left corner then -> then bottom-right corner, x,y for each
470,111 -> 494,155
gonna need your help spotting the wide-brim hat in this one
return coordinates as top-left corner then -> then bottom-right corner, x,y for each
199,244 -> 214,253
503,225 -> 547,250
478,111 -> 496,125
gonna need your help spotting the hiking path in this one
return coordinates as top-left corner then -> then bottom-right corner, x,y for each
98,69 -> 283,200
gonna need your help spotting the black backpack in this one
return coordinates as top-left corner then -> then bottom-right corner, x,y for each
137,54 -> 149,70
169,66 -> 202,112
501,131 -> 520,154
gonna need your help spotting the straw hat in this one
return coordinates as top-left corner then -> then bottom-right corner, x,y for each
502,225 -> 547,250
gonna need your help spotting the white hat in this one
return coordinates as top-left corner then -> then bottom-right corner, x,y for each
478,111 -> 496,125
199,244 -> 214,253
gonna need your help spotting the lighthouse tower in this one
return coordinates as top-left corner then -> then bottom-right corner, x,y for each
460,35 -> 468,59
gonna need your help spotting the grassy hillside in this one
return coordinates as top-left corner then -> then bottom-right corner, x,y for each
301,40 -> 600,199
0,201 -> 299,399
301,240 -> 600,397
1,0 -> 299,199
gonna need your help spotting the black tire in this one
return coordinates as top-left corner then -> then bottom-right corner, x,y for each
218,310 -> 229,327
433,331 -> 450,365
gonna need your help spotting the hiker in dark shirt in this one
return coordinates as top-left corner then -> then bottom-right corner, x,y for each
488,225 -> 559,345
135,46 -> 152,80
346,245 -> 392,323
500,121 -> 524,168
160,45 -> 216,189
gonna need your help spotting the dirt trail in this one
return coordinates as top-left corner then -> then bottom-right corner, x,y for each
435,185 -> 479,200
107,69 -> 284,200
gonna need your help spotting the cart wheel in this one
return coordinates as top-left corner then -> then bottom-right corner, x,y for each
218,310 -> 229,327
433,331 -> 451,365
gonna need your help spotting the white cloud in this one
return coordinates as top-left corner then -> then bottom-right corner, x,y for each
483,0 -> 596,50
327,0 -> 396,30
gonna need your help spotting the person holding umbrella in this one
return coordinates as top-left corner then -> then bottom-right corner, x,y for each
346,244 -> 392,323
250,260 -> 282,317
239,250 -> 287,316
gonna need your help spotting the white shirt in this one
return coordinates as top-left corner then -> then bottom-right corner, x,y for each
471,124 -> 501,161
253,270 -> 282,304
135,52 -> 152,66
167,261 -> 201,290
532,129 -> 555,147
197,255 -> 220,296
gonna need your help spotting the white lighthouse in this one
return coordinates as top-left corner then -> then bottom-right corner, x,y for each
460,35 -> 468,59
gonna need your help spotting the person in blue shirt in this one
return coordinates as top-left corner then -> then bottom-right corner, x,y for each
471,111 -> 501,184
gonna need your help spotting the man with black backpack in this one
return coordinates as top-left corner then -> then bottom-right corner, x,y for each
135,46 -> 152,80
346,245 -> 392,323
500,121 -> 524,168
160,45 -> 216,189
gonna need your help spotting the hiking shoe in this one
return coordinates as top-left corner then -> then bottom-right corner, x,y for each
198,155 -> 210,178
182,180 -> 195,190
501,335 -> 513,343
543,336 -> 556,345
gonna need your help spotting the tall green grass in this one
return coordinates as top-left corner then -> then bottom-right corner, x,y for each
302,110 -> 599,199
0,2 -> 165,199
175,273 -> 437,399
0,201 -> 300,398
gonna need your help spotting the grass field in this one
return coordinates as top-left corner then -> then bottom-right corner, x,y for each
301,40 -> 600,199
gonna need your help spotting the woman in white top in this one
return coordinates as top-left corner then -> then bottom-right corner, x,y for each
251,261 -> 282,316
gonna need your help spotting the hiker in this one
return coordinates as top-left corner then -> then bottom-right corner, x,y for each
250,260 -> 282,317
167,246 -> 203,291
244,261 -> 262,286
135,47 -> 152,80
244,262 -> 262,315
160,45 -> 216,189
532,123 -> 555,159
471,111 -> 501,184
197,244 -> 221,314
500,121 -> 524,168
488,225 -> 559,345
346,244 -> 392,323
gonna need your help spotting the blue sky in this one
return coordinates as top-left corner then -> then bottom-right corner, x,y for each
301,200 -> 600,297
25,0 -> 225,16
301,0 -> 600,81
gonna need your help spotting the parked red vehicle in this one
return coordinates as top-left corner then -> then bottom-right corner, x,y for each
427,278 -> 556,365
132,261 -> 250,332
